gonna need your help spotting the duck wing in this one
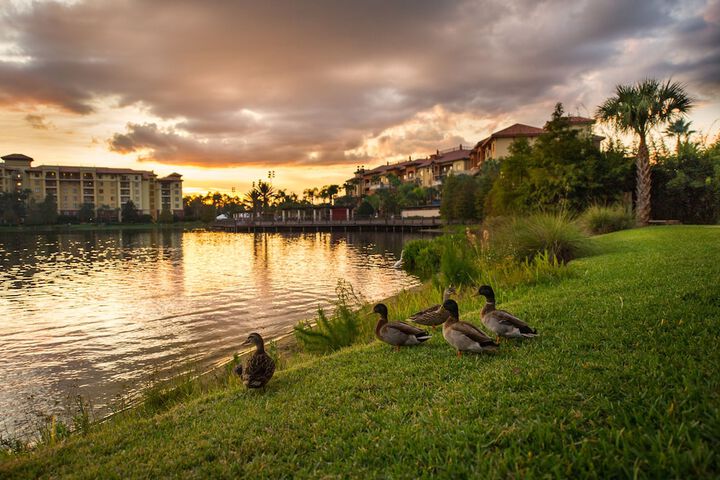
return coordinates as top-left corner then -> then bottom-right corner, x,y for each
408,304 -> 450,326
454,321 -> 498,346
243,352 -> 276,387
492,309 -> 537,334
387,320 -> 429,336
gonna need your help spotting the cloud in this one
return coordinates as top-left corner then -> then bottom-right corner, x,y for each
24,113 -> 52,129
1,0 -> 718,169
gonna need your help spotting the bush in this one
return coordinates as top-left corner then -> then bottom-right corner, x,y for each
401,239 -> 441,278
294,281 -> 369,354
437,235 -> 479,286
494,211 -> 590,263
581,204 -> 634,234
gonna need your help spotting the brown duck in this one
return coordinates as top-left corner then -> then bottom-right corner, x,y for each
407,285 -> 456,329
234,332 -> 276,389
477,285 -> 538,341
373,303 -> 431,351
441,299 -> 498,356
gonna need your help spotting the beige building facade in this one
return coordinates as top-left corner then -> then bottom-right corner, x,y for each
0,153 -> 183,220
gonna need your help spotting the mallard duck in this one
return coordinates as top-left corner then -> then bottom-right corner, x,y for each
234,332 -> 275,389
373,303 -> 431,351
407,285 -> 456,329
441,299 -> 498,356
477,285 -> 538,341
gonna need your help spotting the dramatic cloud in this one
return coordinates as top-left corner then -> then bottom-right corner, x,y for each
1,0 -> 718,172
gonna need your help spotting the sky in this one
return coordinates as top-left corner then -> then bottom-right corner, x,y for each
1,0 -> 719,196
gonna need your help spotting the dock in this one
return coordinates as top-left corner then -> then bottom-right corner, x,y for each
212,217 -> 442,233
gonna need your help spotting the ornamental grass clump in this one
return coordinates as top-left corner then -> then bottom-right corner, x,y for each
495,211 -> 590,264
294,281 -> 369,354
581,204 -> 635,234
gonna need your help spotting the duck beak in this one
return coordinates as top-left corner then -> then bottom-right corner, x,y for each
241,338 -> 252,346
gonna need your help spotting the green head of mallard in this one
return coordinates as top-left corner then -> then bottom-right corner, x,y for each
372,303 -> 388,317
476,285 -> 495,302
441,299 -> 459,320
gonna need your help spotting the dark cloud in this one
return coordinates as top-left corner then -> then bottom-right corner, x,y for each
1,0 -> 718,167
24,113 -> 52,130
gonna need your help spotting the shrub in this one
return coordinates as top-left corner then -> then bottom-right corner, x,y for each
494,211 -> 590,263
401,239 -> 441,278
581,204 -> 634,234
294,281 -> 369,354
437,235 -> 479,286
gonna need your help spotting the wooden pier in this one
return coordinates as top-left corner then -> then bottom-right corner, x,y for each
212,217 -> 442,233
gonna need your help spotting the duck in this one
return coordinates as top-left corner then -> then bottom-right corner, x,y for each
476,285 -> 538,341
234,332 -> 276,389
441,299 -> 498,356
407,285 -> 457,329
373,303 -> 431,351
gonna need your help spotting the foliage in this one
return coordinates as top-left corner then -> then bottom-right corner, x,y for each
355,200 -> 375,217
488,103 -> 634,215
158,207 -> 174,223
0,190 -> 29,225
492,211 -> 590,263
77,203 -> 95,223
24,195 -> 58,225
650,140 -> 720,224
401,238 -> 442,278
294,281 -> 369,354
596,78 -> 695,224
120,200 -> 139,223
581,204 -> 635,234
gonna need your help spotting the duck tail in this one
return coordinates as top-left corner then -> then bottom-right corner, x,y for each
415,331 -> 431,343
520,325 -> 538,336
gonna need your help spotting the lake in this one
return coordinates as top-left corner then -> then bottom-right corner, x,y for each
0,229 -> 423,440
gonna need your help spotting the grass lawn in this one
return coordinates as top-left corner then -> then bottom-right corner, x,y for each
2,226 -> 719,478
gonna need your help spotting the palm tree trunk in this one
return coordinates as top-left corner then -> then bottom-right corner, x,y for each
635,137 -> 651,226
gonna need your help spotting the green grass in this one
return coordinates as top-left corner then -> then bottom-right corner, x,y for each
2,226 -> 719,478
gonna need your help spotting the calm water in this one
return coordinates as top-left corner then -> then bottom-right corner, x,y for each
0,229 -> 422,439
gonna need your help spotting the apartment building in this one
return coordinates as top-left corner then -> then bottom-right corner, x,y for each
349,145 -> 473,197
470,116 -> 603,167
0,153 -> 183,220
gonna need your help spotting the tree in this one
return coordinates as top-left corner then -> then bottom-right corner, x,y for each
596,79 -> 694,225
121,200 -> 140,223
159,207 -> 174,223
256,180 -> 275,210
0,190 -> 29,225
665,118 -> 696,154
78,202 -> 95,223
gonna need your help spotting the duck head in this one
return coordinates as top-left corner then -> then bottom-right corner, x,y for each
476,285 -> 495,301
372,303 -> 388,317
242,332 -> 265,350
442,299 -> 460,319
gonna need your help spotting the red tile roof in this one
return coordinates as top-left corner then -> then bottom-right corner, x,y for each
491,123 -> 545,138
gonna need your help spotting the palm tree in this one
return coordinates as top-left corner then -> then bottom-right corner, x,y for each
303,188 -> 317,205
596,79 -> 694,225
256,180 -> 275,211
243,188 -> 261,217
665,118 -> 696,154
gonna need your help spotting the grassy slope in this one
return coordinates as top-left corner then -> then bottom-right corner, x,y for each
2,226 -> 719,479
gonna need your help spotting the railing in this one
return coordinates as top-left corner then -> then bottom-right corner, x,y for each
214,217 -> 442,229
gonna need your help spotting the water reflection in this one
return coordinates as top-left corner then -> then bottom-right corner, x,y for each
0,229 -> 424,439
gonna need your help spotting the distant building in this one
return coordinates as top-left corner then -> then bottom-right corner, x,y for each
347,145 -> 473,197
470,116 -> 603,167
0,153 -> 183,220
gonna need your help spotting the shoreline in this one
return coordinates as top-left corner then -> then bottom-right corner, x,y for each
0,222 -> 206,234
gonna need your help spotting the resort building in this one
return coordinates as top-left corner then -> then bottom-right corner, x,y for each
0,153 -> 184,220
470,116 -> 603,167
348,145 -> 473,197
